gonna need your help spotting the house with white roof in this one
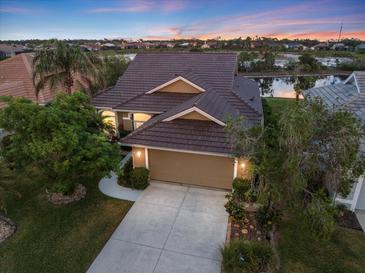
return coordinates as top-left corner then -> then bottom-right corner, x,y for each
304,71 -> 365,230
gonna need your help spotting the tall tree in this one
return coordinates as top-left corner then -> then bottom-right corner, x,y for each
0,92 -> 120,195
90,55 -> 128,93
32,40 -> 102,96
293,76 -> 316,101
226,98 -> 364,239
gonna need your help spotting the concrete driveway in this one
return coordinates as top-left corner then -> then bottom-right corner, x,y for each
88,181 -> 228,273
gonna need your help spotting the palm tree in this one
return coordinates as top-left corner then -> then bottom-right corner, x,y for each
33,41 -> 102,96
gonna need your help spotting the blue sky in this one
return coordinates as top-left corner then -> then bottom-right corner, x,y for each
0,0 -> 364,40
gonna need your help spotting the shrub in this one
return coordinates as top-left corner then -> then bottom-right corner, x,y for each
130,167 -> 149,190
225,194 -> 246,220
245,189 -> 257,203
225,178 -> 252,219
221,240 -> 273,272
256,204 -> 281,231
49,181 -> 75,195
232,178 -> 251,199
304,190 -> 336,240
117,158 -> 133,187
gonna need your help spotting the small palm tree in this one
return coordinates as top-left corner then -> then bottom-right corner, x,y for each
33,40 -> 102,96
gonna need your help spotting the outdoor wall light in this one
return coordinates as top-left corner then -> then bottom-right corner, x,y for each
240,162 -> 246,169
136,151 -> 142,157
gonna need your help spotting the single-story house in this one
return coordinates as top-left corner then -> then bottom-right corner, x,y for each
0,43 -> 27,58
0,53 -> 85,108
356,43 -> 365,53
0,53 -> 54,108
92,52 -> 263,189
303,71 -> 365,214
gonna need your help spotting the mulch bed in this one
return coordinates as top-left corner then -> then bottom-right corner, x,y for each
44,184 -> 87,205
0,216 -> 16,243
336,210 -> 362,231
226,203 -> 269,243
229,212 -> 267,242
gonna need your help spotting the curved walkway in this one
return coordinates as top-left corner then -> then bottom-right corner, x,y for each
98,152 -> 142,202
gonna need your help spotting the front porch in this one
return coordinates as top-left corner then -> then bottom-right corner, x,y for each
98,109 -> 153,135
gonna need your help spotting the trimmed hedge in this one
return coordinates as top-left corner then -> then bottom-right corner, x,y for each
117,159 -> 149,190
130,167 -> 149,190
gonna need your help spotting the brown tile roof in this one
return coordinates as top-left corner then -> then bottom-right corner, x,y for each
102,52 -> 264,154
114,92 -> 196,113
92,52 -> 237,109
0,53 -> 85,108
123,119 -> 232,154
0,54 -> 54,108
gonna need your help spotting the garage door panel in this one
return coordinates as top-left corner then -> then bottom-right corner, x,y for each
149,149 -> 233,189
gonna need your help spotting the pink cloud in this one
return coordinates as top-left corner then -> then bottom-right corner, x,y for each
141,2 -> 365,41
86,0 -> 153,13
161,0 -> 186,12
86,0 -> 185,14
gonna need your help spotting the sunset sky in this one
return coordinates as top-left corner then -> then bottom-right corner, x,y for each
0,0 -> 364,41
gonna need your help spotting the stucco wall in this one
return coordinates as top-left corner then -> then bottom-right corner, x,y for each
160,80 -> 202,93
134,113 -> 151,122
132,147 -> 146,168
236,158 -> 252,179
179,111 -> 210,121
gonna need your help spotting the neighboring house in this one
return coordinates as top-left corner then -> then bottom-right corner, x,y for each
80,44 -> 100,52
284,42 -> 307,50
311,42 -> 330,51
0,53 -> 54,108
0,53 -> 83,108
201,42 -> 210,49
303,71 -> 365,216
356,43 -> 365,53
92,52 -> 263,189
0,43 -> 27,58
331,43 -> 349,51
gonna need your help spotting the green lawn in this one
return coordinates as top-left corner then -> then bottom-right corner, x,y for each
0,170 -> 133,272
278,214 -> 365,272
263,97 -> 299,113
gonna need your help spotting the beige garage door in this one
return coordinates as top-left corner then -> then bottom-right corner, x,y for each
149,149 -> 234,189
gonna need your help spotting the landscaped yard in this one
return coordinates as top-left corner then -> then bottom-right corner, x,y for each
0,169 -> 133,272
263,96 -> 299,117
264,96 -> 365,272
278,213 -> 365,272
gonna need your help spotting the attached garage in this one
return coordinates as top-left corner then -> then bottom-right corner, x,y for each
148,149 -> 234,189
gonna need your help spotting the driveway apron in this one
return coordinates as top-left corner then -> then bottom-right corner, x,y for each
88,181 -> 229,273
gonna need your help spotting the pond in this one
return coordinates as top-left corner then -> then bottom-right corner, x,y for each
251,75 -> 348,98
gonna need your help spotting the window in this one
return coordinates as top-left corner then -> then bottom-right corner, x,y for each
133,113 -> 151,129
122,113 -> 132,120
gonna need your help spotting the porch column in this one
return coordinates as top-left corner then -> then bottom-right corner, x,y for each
114,111 -> 120,137
351,176 -> 364,211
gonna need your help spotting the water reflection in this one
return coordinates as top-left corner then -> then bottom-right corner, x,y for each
253,75 -> 347,98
